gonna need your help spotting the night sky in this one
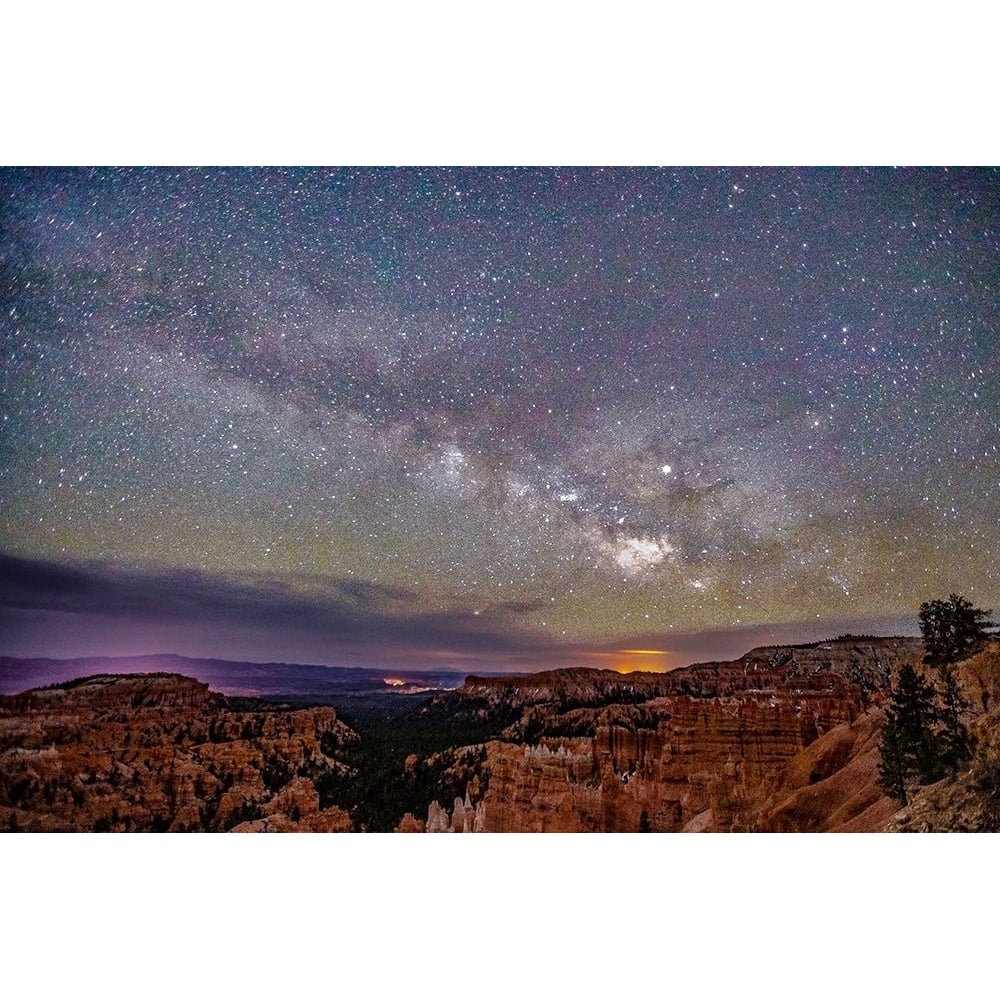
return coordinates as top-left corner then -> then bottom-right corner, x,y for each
1,167 -> 997,672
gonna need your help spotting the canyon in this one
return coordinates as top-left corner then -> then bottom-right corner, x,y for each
395,636 -> 920,832
3,635 -> 997,832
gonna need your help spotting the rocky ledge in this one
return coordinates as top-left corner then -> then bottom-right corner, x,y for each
400,636 -> 995,833
0,673 -> 357,832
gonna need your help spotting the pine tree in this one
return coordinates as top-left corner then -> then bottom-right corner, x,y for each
877,710 -> 909,805
919,594 -> 994,667
918,594 -> 992,773
877,663 -> 947,802
935,659 -> 971,773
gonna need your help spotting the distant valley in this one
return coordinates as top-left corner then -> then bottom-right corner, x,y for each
0,654 -> 462,722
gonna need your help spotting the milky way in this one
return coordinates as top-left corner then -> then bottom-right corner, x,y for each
1,167 -> 997,670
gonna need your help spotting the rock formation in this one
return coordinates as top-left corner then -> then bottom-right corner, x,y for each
4,637 -> 996,832
402,637 -> 931,832
0,673 -> 358,832
887,642 -> 1000,832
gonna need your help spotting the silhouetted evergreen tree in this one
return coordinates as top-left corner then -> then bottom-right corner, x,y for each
919,594 -> 994,667
934,658 -> 971,773
878,663 -> 947,802
918,594 -> 992,773
879,595 -> 994,802
877,712 -> 909,805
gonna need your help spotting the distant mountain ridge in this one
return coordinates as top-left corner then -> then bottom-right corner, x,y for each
0,635 -> 915,699
0,653 -> 463,698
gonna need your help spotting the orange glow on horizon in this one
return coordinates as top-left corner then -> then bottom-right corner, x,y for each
587,649 -> 675,673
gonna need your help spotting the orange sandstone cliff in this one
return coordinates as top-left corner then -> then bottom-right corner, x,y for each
5,638 -> 997,833
399,637 -> 933,832
0,673 -> 357,832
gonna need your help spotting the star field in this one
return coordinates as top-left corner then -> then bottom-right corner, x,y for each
1,167 -> 997,669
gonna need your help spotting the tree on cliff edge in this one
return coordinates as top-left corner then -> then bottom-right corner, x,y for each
878,663 -> 947,804
919,594 -> 993,773
880,595 -> 994,803
919,594 -> 994,668
878,711 -> 910,805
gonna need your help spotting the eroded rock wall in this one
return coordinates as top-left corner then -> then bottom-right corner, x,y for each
407,638 -> 924,832
0,673 -> 358,832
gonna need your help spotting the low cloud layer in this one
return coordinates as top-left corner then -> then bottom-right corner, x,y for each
0,552 -> 918,673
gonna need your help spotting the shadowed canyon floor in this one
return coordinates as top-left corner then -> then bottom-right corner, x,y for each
2,637 -> 998,832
